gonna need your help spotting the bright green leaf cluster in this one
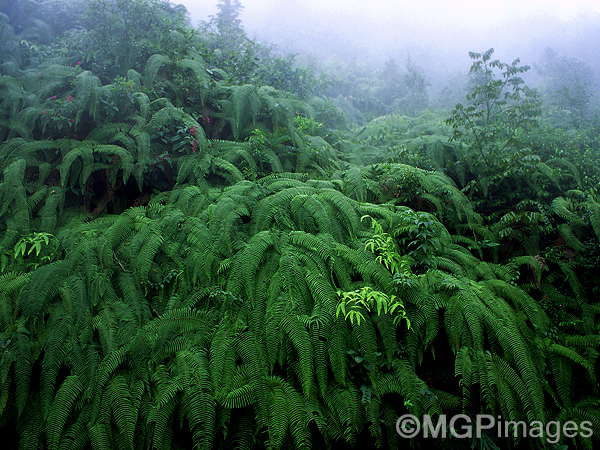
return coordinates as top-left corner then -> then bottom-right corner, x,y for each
336,286 -> 410,328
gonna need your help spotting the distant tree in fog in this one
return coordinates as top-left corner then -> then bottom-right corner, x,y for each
202,0 -> 246,50
537,47 -> 596,126
446,48 -> 541,178
376,56 -> 429,116
399,56 -> 429,116
376,57 -> 403,105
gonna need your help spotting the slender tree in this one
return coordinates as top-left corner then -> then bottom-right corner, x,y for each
203,0 -> 246,50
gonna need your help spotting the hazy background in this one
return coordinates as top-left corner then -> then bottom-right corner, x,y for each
177,0 -> 600,98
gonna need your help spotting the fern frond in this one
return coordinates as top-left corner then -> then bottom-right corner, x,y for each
11,327 -> 33,416
143,54 -> 172,88
46,374 -> 86,450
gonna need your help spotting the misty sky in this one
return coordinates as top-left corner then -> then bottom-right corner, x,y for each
180,0 -> 600,87
183,0 -> 600,26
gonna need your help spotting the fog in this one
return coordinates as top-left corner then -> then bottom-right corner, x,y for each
181,0 -> 600,94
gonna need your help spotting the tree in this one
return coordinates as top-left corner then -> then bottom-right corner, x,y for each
68,0 -> 191,81
397,55 -> 429,116
215,0 -> 244,31
376,56 -> 429,116
446,48 -> 541,179
537,47 -> 596,126
376,57 -> 403,106
202,0 -> 246,51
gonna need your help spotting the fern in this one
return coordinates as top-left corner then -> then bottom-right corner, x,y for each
229,84 -> 260,140
74,71 -> 101,123
143,54 -> 172,88
46,374 -> 87,450
11,326 -> 33,416
1,62 -> 598,449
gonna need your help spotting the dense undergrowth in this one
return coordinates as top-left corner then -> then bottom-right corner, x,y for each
1,1 -> 600,449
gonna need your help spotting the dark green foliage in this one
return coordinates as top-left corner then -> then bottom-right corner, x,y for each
445,48 -> 542,195
68,0 -> 191,82
1,3 -> 600,450
1,172 -> 597,449
255,53 -> 333,100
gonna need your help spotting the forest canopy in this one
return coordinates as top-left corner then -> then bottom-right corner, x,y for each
0,1 -> 600,449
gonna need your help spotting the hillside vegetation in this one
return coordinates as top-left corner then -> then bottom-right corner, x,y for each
1,1 -> 600,449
